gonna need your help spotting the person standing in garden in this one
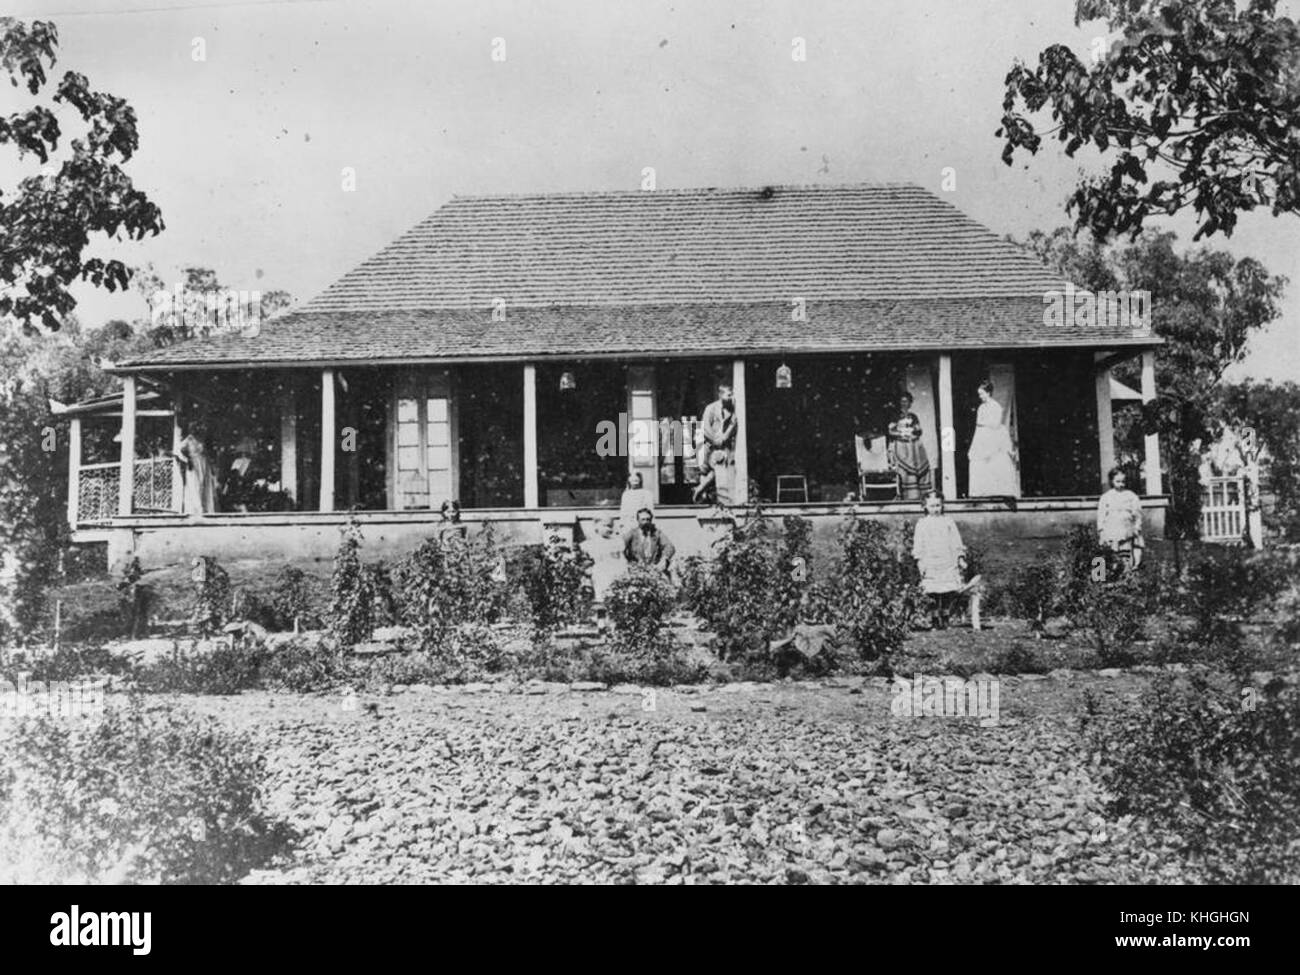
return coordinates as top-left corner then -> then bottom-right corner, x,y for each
1096,467 -> 1144,571
912,491 -> 970,629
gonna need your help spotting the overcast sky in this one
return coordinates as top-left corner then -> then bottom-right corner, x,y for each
7,0 -> 1299,381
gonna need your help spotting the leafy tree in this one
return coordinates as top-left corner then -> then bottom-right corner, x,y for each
0,350 -> 67,641
1216,379 -> 1300,540
1020,227 -> 1285,537
999,0 -> 1300,240
0,18 -> 164,332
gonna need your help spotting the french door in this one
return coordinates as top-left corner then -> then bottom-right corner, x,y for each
390,368 -> 458,510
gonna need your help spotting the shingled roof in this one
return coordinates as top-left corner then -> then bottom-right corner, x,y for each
119,183 -> 1156,370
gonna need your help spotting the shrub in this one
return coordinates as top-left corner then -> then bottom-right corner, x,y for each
393,528 -> 506,652
328,519 -> 374,647
0,698 -> 290,884
677,554 -> 717,619
357,651 -> 455,688
1086,668 -> 1300,884
990,641 -> 1047,675
443,622 -> 507,672
268,565 -> 315,631
230,584 -> 277,631
606,567 -> 676,644
1147,547 -> 1295,676
1058,525 -> 1107,615
189,556 -> 230,636
261,637 -> 345,693
511,532 -> 593,636
1153,610 -> 1265,678
1068,572 -> 1147,667
0,644 -> 133,686
828,517 -> 918,666
64,543 -> 107,582
1276,584 -> 1300,650
686,512 -> 805,661
798,579 -> 837,625
781,514 -> 813,576
135,640 -> 265,696
1182,546 -> 1292,637
1003,562 -> 1059,635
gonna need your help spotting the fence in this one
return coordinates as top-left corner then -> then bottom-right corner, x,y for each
1200,475 -> 1246,543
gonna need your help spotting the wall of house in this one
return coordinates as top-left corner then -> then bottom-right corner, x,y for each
102,500 -> 1167,595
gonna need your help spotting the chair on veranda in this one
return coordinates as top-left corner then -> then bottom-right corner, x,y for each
855,434 -> 899,500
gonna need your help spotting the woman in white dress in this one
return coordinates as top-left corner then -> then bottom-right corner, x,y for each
967,379 -> 1018,497
619,471 -> 654,531
177,421 -> 218,515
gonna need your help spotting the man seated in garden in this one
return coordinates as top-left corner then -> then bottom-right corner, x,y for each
912,491 -> 979,629
623,507 -> 676,575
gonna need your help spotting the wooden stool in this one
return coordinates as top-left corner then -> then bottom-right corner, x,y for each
776,475 -> 809,503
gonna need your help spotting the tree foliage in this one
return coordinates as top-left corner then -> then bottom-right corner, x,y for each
1020,226 -> 1285,537
0,352 -> 67,640
1000,0 -> 1300,240
1215,379 -> 1300,539
0,18 -> 164,332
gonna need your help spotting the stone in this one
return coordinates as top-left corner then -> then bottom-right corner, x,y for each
323,818 -> 352,851
876,828 -> 904,851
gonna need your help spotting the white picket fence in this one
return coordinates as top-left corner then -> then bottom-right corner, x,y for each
1201,475 -> 1246,543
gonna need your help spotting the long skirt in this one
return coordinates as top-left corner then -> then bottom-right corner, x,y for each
968,426 -> 1017,496
890,438 -> 931,500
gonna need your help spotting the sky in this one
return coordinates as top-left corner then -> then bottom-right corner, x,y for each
6,0 -> 1299,382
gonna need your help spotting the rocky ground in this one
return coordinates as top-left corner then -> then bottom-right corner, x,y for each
173,671 -> 1198,884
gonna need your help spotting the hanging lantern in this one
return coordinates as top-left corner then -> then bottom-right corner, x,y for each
775,362 -> 793,389
559,370 -> 576,392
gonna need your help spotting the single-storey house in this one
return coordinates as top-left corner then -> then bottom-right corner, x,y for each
72,183 -> 1165,577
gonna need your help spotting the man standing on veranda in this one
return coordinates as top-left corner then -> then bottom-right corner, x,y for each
693,381 -> 738,503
